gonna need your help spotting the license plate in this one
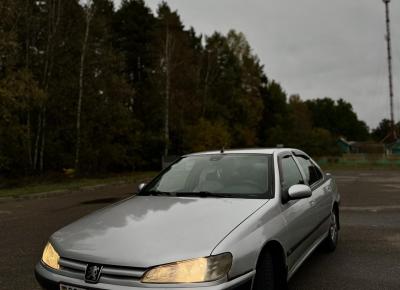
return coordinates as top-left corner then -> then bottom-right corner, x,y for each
60,284 -> 86,290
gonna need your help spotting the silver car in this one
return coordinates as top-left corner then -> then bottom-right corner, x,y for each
35,148 -> 340,290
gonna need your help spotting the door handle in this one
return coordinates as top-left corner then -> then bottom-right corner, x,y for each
309,200 -> 316,206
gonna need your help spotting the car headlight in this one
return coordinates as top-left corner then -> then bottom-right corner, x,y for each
141,253 -> 232,284
41,242 -> 60,270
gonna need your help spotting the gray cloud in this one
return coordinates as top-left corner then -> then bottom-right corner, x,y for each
115,0 -> 400,129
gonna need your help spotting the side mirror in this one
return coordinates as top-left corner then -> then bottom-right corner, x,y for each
138,183 -> 146,192
288,184 -> 312,200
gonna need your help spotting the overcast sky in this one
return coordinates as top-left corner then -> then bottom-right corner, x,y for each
114,0 -> 400,129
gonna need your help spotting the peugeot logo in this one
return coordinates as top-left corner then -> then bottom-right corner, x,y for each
85,264 -> 103,283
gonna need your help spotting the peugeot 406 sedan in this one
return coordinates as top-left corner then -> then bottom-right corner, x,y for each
35,148 -> 340,290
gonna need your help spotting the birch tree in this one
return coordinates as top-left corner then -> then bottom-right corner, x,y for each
163,21 -> 172,157
75,0 -> 94,170
157,2 -> 189,157
32,0 -> 62,172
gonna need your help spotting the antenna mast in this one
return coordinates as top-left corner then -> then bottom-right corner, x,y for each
383,0 -> 397,141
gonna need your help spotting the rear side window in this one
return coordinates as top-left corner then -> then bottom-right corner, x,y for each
296,155 -> 323,186
280,155 -> 304,192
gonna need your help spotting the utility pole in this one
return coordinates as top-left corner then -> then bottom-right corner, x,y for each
382,0 -> 397,141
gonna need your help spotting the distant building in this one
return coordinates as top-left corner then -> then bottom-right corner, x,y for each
337,137 -> 353,153
337,137 -> 385,154
385,140 -> 400,155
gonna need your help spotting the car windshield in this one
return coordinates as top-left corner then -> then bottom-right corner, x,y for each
141,154 -> 272,199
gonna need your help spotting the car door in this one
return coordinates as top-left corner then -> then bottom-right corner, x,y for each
294,153 -> 332,240
278,152 -> 315,270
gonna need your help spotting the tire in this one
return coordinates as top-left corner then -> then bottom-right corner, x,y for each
324,208 -> 339,252
253,250 -> 287,290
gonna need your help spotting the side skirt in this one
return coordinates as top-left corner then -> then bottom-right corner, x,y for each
287,230 -> 328,280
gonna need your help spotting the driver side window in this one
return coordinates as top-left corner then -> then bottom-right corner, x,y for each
280,155 -> 304,193
295,155 -> 323,186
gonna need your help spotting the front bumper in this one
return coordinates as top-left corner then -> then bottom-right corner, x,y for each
35,262 -> 254,290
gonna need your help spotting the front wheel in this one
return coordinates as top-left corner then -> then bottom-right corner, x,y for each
324,209 -> 339,252
253,250 -> 287,290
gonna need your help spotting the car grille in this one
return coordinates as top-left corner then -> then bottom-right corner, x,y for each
59,257 -> 147,286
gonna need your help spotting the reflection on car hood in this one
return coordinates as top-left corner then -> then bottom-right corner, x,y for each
51,196 -> 268,268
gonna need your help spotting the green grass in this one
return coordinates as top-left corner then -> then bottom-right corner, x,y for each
0,171 -> 157,198
320,163 -> 400,171
316,156 -> 400,171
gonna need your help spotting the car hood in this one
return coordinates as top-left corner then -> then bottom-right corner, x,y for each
51,196 -> 268,268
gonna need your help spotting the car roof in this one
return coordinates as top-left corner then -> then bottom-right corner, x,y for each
185,148 -> 302,156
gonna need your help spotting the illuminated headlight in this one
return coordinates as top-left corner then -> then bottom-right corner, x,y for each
41,242 -> 60,270
141,253 -> 232,284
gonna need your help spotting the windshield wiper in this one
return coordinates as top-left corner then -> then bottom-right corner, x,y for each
142,190 -> 176,196
176,191 -> 233,198
142,190 -> 236,198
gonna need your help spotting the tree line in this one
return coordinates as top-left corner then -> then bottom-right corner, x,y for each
0,0 -> 377,176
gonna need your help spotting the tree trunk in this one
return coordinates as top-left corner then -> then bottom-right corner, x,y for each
39,107 -> 46,172
164,23 -> 170,157
202,51 -> 210,117
27,111 -> 32,167
33,112 -> 42,170
75,1 -> 94,171
35,0 -> 62,172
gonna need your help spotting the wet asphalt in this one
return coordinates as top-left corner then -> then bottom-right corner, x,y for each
0,170 -> 399,289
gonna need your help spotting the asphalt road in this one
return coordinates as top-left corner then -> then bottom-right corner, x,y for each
0,170 -> 399,290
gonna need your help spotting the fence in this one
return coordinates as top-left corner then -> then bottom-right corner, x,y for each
316,154 -> 400,168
